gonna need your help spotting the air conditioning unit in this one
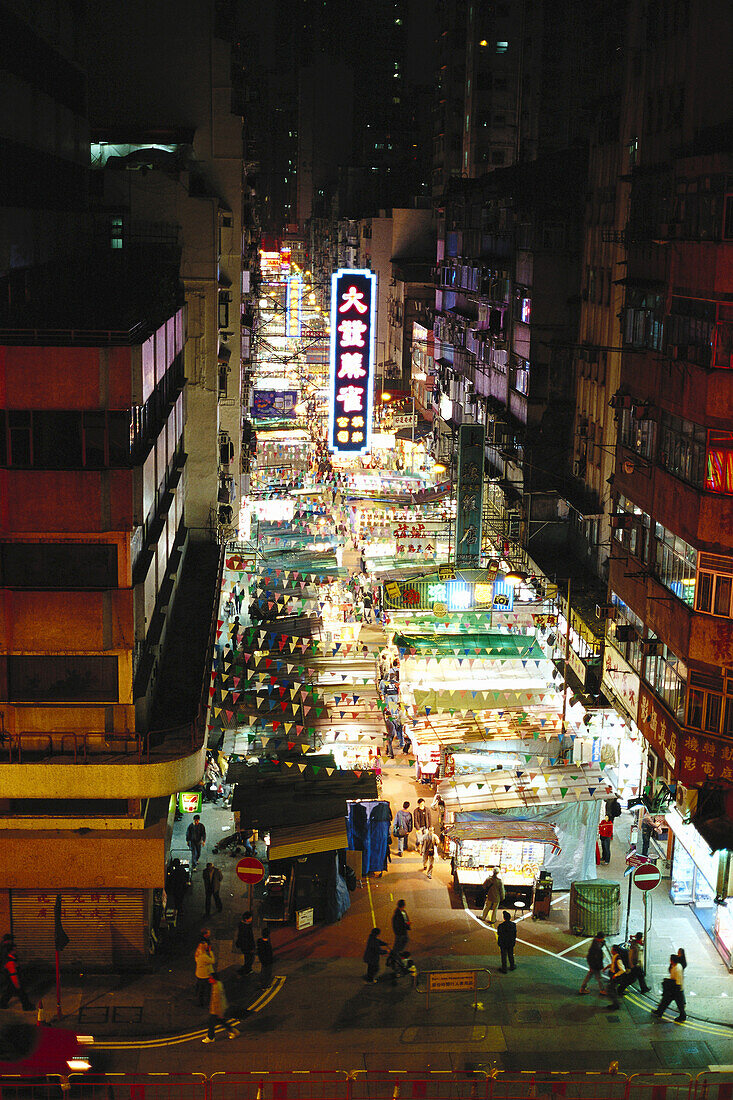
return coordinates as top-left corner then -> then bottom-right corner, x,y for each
615,624 -> 636,642
596,603 -> 617,621
610,514 -> 634,530
641,637 -> 661,657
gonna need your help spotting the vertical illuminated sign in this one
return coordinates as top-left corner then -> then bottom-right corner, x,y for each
285,275 -> 302,338
328,268 -> 376,455
455,423 -> 485,567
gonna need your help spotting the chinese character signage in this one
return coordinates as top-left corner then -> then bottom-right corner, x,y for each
603,645 -> 640,723
455,424 -> 485,567
285,274 -> 302,338
638,685 -> 679,772
328,269 -> 376,455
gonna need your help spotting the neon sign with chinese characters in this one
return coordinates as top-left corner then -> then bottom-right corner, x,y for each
285,274 -> 302,338
328,269 -> 376,455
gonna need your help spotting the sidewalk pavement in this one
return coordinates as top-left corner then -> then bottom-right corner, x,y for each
24,770 -> 733,1043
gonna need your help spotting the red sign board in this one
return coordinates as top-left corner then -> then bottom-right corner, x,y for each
677,731 -> 733,788
633,863 -> 661,891
235,857 -> 265,884
638,685 -> 680,772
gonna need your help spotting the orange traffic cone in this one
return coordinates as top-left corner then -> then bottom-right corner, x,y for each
36,999 -> 46,1026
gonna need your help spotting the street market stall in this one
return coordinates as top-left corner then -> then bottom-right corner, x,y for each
446,819 -> 560,910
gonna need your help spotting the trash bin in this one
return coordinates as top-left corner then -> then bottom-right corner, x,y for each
532,872 -> 553,919
569,880 -> 621,935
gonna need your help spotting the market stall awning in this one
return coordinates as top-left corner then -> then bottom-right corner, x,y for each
439,763 -> 616,812
268,817 -> 348,860
445,820 -> 560,849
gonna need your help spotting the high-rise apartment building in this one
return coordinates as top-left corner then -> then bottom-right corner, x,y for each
605,0 -> 733,795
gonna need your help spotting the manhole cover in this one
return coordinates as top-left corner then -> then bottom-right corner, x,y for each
78,1006 -> 109,1023
515,1009 -> 541,1023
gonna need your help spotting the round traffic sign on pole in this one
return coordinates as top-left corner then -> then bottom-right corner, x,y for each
235,856 -> 265,885
633,862 -> 661,891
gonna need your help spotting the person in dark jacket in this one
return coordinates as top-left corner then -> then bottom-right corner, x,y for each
257,926 -> 274,989
579,932 -> 607,994
166,858 -> 188,915
387,900 -> 411,968
617,932 -> 651,994
203,863 -> 223,915
497,911 -> 517,973
186,815 -> 206,869
0,939 -> 32,1010
362,927 -> 387,983
235,911 -> 255,976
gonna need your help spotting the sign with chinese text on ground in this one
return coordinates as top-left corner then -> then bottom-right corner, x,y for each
328,269 -> 376,455
296,907 -> 314,931
427,970 -> 477,992
638,685 -> 679,772
455,424 -> 485,567
285,274 -> 302,338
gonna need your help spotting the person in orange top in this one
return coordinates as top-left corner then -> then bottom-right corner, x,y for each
599,816 -> 614,864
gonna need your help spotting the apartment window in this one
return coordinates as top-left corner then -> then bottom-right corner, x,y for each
496,41 -> 509,53
4,655 -> 119,702
706,429 -> 733,494
0,543 -> 118,588
218,365 -> 229,399
658,410 -> 707,487
110,215 -> 123,249
686,672 -> 733,737
619,407 -> 657,460
696,553 -> 733,618
610,592 -> 644,673
0,410 -> 132,468
646,643 -> 686,720
623,290 -> 663,350
614,494 -> 651,563
654,522 -> 697,606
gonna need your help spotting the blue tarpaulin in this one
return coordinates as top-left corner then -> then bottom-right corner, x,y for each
346,800 -> 391,875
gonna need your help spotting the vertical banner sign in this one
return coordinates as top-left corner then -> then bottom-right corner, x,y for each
328,268 -> 376,455
455,423 -> 485,567
285,274 -> 302,338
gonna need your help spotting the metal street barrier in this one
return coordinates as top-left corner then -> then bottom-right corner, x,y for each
67,1075 -> 209,1100
488,1072 -> 629,1100
348,1071 -> 489,1100
626,1074 -> 694,1100
210,1072 -> 351,1100
693,1073 -> 733,1100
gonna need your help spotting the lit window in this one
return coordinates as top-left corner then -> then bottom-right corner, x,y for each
110,215 -> 123,250
496,40 -> 509,53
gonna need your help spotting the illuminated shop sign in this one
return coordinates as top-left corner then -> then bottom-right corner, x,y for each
455,423 -> 485,567
285,275 -> 302,338
328,269 -> 376,455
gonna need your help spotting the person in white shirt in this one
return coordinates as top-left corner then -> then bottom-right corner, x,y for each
652,952 -> 686,1022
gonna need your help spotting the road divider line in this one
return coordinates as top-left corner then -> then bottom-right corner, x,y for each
558,937 -> 590,956
93,978 -> 286,1050
367,877 -> 377,927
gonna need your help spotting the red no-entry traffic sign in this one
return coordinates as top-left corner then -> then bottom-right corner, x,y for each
235,856 -> 265,884
633,862 -> 661,891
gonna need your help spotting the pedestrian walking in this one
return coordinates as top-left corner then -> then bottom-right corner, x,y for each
235,910 -> 255,976
0,938 -> 32,1010
257,926 -> 274,989
617,932 -> 650,994
421,828 -> 438,879
165,857 -> 188,916
413,797 -> 431,843
393,801 -> 413,855
653,953 -> 686,1021
194,929 -> 216,1006
186,814 -> 206,869
203,863 -> 223,915
384,716 -> 396,759
362,927 -> 387,983
388,900 -> 411,967
603,945 -> 627,1010
598,815 -> 614,864
481,868 -> 505,924
579,932 -> 607,994
230,615 -> 240,647
496,911 -> 517,972
201,974 -> 239,1043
